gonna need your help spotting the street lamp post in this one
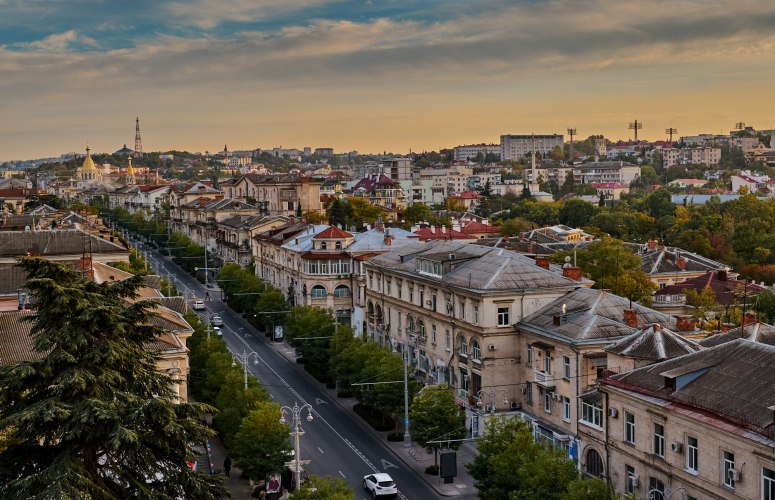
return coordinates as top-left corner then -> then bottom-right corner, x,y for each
230,349 -> 260,391
279,402 -> 314,493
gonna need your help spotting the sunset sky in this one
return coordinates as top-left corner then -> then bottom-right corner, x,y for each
2,0 -> 775,160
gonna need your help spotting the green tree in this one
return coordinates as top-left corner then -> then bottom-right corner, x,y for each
558,199 -> 599,228
564,477 -> 611,500
553,237 -> 642,290
0,257 -> 226,498
288,475 -> 355,500
685,287 -> 719,325
232,402 -> 294,481
757,289 -> 775,324
409,386 -> 465,466
616,269 -> 658,307
254,289 -> 289,330
467,417 -> 578,500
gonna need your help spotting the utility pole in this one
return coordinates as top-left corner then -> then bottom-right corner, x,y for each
566,127 -> 576,159
665,127 -> 678,143
628,120 -> 643,141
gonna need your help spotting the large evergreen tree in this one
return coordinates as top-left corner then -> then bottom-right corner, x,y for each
0,257 -> 227,498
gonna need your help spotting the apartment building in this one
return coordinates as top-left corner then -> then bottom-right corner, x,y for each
362,241 -> 585,434
350,174 -> 408,213
573,161 -> 641,185
167,182 -> 221,208
214,215 -> 288,267
453,144 -> 501,161
383,158 -> 413,181
500,134 -> 564,161
661,147 -> 721,168
585,340 -> 775,500
169,198 -> 259,252
224,174 -> 322,217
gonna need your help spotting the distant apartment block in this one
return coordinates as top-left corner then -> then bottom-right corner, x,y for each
573,161 -> 641,185
453,143 -> 501,161
500,134 -> 564,161
314,147 -> 334,156
661,147 -> 721,168
383,158 -> 412,181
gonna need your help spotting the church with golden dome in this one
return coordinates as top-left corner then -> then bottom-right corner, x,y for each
76,146 -> 104,188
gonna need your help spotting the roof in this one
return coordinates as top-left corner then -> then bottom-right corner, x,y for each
367,241 -> 582,292
605,323 -> 702,361
0,230 -> 129,259
313,226 -> 353,239
519,287 -> 679,343
655,270 -> 765,306
413,226 -> 475,241
0,310 -> 46,364
459,220 -> 500,235
698,322 -> 775,347
606,340 -> 775,434
452,192 -> 483,200
625,243 -> 729,276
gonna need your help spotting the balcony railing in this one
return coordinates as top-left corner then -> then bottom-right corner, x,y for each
533,369 -> 555,389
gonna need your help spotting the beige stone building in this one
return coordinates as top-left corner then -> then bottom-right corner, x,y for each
225,174 -> 322,218
363,241 -> 586,434
585,340 -> 775,500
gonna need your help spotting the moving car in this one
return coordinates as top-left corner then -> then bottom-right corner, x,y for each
211,314 -> 223,326
363,473 -> 397,498
192,300 -> 206,311
212,326 -> 222,337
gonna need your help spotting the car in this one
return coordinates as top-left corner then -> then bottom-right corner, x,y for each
211,314 -> 223,326
212,326 -> 222,337
363,473 -> 397,498
192,300 -> 206,311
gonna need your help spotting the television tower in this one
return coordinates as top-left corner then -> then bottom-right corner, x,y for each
133,117 -> 143,158
665,127 -> 678,142
628,120 -> 643,141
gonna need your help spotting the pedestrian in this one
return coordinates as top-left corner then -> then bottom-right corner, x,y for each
223,457 -> 232,477
205,291 -> 210,300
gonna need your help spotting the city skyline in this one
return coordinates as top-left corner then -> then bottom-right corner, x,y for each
2,0 -> 775,160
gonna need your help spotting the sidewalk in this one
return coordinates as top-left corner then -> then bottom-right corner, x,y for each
267,339 -> 480,498
206,433 -> 256,500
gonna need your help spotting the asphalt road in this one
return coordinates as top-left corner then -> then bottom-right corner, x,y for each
130,236 -> 442,500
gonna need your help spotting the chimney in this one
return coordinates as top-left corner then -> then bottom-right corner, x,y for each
384,228 -> 393,246
441,226 -> 447,233
375,217 -> 384,233
647,239 -> 658,250
527,242 -> 535,254
652,323 -> 661,331
623,309 -> 638,328
430,226 -> 436,234
535,257 -> 550,269
562,266 -> 583,281
553,315 -> 561,326
743,311 -> 759,326
675,315 -> 696,332
717,270 -> 727,281
675,256 -> 686,270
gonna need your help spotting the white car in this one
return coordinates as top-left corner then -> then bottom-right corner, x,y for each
211,314 -> 223,327
363,473 -> 397,498
212,326 -> 222,337
192,300 -> 206,311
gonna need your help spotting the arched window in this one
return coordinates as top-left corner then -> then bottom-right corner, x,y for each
458,336 -> 468,356
335,241 -> 342,250
586,449 -> 604,477
321,242 -> 327,250
333,285 -> 351,298
406,315 -> 414,334
417,320 -> 426,339
311,285 -> 327,299
471,340 -> 481,362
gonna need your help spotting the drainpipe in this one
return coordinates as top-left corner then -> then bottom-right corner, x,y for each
603,386 -> 612,495
571,344 -> 581,471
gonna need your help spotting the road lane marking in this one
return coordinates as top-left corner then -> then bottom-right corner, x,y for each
315,398 -> 329,405
338,470 -> 345,478
381,458 -> 398,470
317,447 -> 325,454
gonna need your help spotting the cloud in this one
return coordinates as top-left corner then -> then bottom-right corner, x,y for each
13,30 -> 99,52
165,0 -> 341,29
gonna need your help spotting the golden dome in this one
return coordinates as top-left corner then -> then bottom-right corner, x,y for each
127,156 -> 135,178
82,146 -> 96,172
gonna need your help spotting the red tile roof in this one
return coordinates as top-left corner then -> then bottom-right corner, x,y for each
313,226 -> 353,239
452,191 -> 483,200
414,226 -> 474,241
460,220 -> 500,235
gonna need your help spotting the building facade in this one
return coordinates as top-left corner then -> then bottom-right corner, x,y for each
500,134 -> 564,161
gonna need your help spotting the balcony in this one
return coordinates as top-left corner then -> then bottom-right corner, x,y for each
533,370 -> 555,389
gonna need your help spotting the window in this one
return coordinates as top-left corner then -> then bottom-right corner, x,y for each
419,288 -> 424,307
445,330 -> 451,350
397,281 -> 402,299
526,345 -> 533,367
543,390 -> 551,413
431,291 -> 437,311
625,412 -> 635,445
321,242 -> 327,250
472,341 -> 481,363
653,423 -> 665,458
525,382 -> 533,405
723,451 -> 735,489
459,299 -> 466,319
431,324 -> 437,344
764,468 -> 775,500
686,436 -> 698,473
417,320 -> 426,339
406,315 -> 414,335
649,477 -> 665,500
563,397 -> 571,422
497,307 -> 509,326
473,304 -> 479,324
626,465 -> 636,494
543,350 -> 552,374
459,368 -> 469,398
333,285 -> 351,298
586,449 -> 603,477
418,349 -> 426,373
310,285 -> 327,298
581,400 -> 603,427
563,356 -> 571,380
458,336 -> 468,357
409,285 -> 413,303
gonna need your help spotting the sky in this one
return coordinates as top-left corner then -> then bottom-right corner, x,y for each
2,0 -> 775,161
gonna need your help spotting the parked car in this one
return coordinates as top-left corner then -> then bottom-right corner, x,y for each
192,300 -> 206,311
211,314 -> 223,326
363,473 -> 397,498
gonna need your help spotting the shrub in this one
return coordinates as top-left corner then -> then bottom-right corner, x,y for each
425,465 -> 439,475
387,432 -> 403,442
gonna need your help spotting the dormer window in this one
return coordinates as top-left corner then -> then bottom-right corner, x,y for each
321,242 -> 327,250
335,241 -> 342,250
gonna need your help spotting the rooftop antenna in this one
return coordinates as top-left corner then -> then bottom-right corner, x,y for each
735,122 -> 746,131
665,127 -> 678,143
566,127 -> 576,159
628,120 -> 643,141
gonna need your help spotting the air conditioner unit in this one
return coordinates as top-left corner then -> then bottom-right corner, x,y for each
608,408 -> 618,418
488,344 -> 497,351
553,393 -> 563,401
729,468 -> 742,481
520,387 -> 527,395
630,475 -> 640,489
670,442 -> 683,453
510,401 -> 521,410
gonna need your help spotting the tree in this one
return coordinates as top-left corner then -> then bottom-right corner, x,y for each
685,287 -> 719,325
553,237 -> 642,290
231,402 -> 294,481
756,289 -> 775,324
0,257 -> 227,498
409,386 -> 465,466
558,199 -> 598,228
467,417 -> 579,500
616,269 -> 658,307
254,289 -> 289,331
288,475 -> 355,499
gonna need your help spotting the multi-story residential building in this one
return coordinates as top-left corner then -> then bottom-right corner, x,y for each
573,161 -> 641,185
731,170 -> 774,194
626,239 -> 731,289
586,340 -> 775,500
350,174 -> 407,214
383,158 -> 413,181
169,197 -> 258,252
214,215 -> 288,267
453,144 -> 501,162
591,182 -> 629,201
661,147 -> 721,168
109,184 -> 170,212
652,269 -> 765,316
500,134 -> 564,161
363,241 -> 586,434
167,182 -> 221,208
224,174 -> 322,217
